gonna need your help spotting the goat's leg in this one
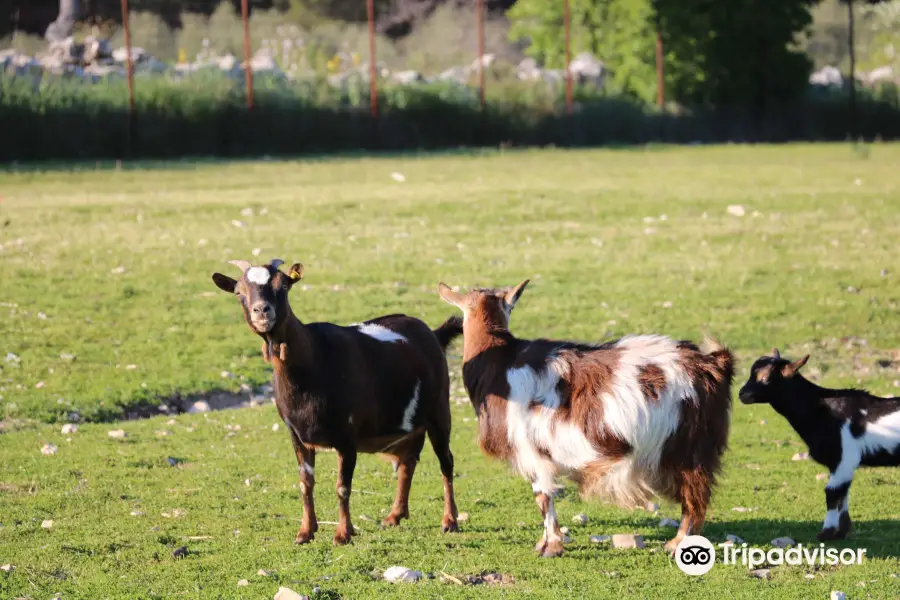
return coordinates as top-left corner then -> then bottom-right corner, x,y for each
531,466 -> 564,558
291,441 -> 317,544
333,448 -> 357,545
426,423 -> 459,533
383,433 -> 426,527
665,470 -> 711,554
819,473 -> 855,541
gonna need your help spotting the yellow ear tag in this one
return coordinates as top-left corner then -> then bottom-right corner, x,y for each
289,270 -> 301,281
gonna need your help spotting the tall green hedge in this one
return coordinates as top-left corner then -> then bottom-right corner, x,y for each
2,72 -> 899,162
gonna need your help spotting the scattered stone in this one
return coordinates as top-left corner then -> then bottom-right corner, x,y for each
831,592 -> 847,600
771,537 -> 795,548
231,220 -> 245,229
750,569 -> 771,579
384,566 -> 423,582
130,510 -> 144,516
273,587 -> 308,600
252,248 -> 262,257
759,419 -> 767,425
659,518 -> 680,528
172,546 -> 188,559
457,512 -> 469,522
4,352 -> 20,365
792,452 -> 809,461
612,534 -> 645,549
41,519 -> 54,529
0,564 -> 13,573
60,353 -> 76,362
240,207 -> 253,217
125,364 -> 137,370
804,573 -> 815,579
464,572 -> 514,586
41,443 -> 58,455
726,534 -> 745,545
590,535 -> 611,543
272,423 -> 279,432
727,204 -> 746,217
237,579 -> 249,587
257,569 -> 273,577
221,371 -> 234,379
110,266 -> 126,274
391,172 -> 406,183
732,507 -> 756,513
60,424 -> 77,434
35,381 -> 45,389
572,513 -> 588,526
108,429 -> 126,439
188,400 -> 210,414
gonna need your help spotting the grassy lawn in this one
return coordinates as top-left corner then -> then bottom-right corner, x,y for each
1,144 -> 899,598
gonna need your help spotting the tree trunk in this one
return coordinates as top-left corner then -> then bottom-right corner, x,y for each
45,0 -> 79,42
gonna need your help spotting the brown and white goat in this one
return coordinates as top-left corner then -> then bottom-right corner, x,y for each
212,259 -> 463,545
438,280 -> 735,557
739,349 -> 900,541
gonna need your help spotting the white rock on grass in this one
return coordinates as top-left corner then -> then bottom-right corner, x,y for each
659,518 -> 680,528
830,592 -> 847,600
257,569 -> 273,577
792,452 -> 809,461
727,204 -> 746,217
60,424 -> 77,434
750,568 -> 771,579
108,429 -> 126,439
612,534 -> 645,549
188,400 -> 210,414
390,172 -> 406,183
41,519 -> 54,529
272,423 -> 280,432
237,579 -> 249,587
572,513 -> 588,525
383,566 -> 423,582
726,534 -> 745,545
0,564 -> 13,572
771,537 -> 795,548
41,443 -> 58,455
590,535 -> 611,543
273,587 -> 308,600
457,512 -> 469,522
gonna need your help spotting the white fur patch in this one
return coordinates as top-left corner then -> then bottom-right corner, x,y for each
828,423 -> 862,490
246,266 -> 270,285
858,409 -> 900,456
357,323 -> 408,343
823,508 -> 841,529
401,381 -> 420,432
303,461 -> 314,476
543,499 -> 561,542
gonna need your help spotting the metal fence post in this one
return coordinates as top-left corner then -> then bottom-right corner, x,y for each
241,0 -> 254,110
564,0 -> 573,115
120,0 -> 135,153
477,0 -> 485,110
367,0 -> 378,119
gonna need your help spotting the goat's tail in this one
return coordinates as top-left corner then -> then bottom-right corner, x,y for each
433,315 -> 464,352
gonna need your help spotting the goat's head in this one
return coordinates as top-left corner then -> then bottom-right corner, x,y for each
738,348 -> 809,405
211,259 -> 304,335
437,279 -> 529,331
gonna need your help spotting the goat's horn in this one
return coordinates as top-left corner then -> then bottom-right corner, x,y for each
228,259 -> 252,272
269,259 -> 284,270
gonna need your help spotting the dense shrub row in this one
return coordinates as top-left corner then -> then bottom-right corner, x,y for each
2,72 -> 900,161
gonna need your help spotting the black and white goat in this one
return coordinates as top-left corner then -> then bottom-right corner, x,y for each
212,259 -> 463,545
739,349 -> 900,541
438,279 -> 735,556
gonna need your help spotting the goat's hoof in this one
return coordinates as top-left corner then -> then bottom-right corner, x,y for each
333,532 -> 354,545
381,513 -> 407,528
535,539 -> 565,558
817,527 -> 847,542
294,531 -> 315,545
663,537 -> 682,555
442,519 -> 459,533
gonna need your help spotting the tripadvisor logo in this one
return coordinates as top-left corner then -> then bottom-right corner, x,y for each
674,534 -> 868,575
675,535 -> 716,576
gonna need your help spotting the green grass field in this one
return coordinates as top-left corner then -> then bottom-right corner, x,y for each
1,144 -> 899,599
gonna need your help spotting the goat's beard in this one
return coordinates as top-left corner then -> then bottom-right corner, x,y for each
250,318 -> 275,333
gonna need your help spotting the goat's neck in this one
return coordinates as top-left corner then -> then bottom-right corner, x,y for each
266,305 -> 314,372
769,377 -> 830,442
462,317 -> 513,362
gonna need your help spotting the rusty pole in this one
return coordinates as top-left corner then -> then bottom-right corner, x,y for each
564,0 -> 572,115
476,0 -> 485,110
367,0 -> 378,119
241,0 -> 254,110
120,0 -> 135,151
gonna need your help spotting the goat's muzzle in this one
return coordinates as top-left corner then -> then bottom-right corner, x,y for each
249,302 -> 275,332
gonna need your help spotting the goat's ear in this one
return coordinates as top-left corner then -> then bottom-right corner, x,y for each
772,347 -> 781,360
782,354 -> 809,377
287,263 -> 304,283
438,283 -> 466,309
504,279 -> 530,308
212,273 -> 237,293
